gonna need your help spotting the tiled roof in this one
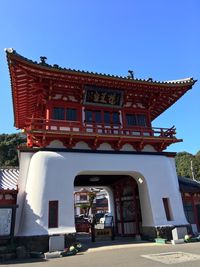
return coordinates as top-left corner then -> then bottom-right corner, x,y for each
5,48 -> 196,85
0,168 -> 19,190
178,176 -> 200,193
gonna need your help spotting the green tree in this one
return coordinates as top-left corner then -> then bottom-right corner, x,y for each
175,151 -> 200,181
79,204 -> 90,216
0,133 -> 26,166
194,151 -> 200,180
87,191 -> 97,215
78,191 -> 97,217
175,152 -> 193,178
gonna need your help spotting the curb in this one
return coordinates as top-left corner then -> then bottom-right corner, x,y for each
86,242 -> 165,253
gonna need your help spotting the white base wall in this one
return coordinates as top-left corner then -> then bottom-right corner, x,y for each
15,151 -> 188,236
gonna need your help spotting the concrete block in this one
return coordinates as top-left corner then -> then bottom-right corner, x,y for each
172,227 -> 187,240
16,246 -> 26,259
44,251 -> 62,259
155,238 -> 167,244
49,235 -> 64,252
135,235 -> 142,241
171,239 -> 185,245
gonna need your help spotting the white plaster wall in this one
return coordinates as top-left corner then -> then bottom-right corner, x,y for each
103,186 -> 115,217
73,141 -> 90,149
47,140 -> 65,148
76,206 -> 80,216
16,151 -> 188,236
120,144 -> 136,151
142,145 -> 156,152
97,143 -> 113,150
17,152 -> 75,236
144,156 -> 185,226
15,152 -> 34,234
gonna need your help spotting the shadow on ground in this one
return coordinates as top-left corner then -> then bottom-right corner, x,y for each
0,233 -> 151,264
0,257 -> 46,265
76,232 -> 151,252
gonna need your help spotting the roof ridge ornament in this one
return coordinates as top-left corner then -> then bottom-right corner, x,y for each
4,48 -> 15,54
5,50 -> 197,85
39,56 -> 47,65
127,70 -> 134,79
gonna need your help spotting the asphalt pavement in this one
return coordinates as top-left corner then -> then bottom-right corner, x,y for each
1,237 -> 200,267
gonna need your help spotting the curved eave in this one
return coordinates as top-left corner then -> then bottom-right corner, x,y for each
6,48 -> 197,86
5,49 -> 197,129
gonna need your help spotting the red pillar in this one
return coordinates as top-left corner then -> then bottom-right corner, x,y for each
191,193 -> 199,231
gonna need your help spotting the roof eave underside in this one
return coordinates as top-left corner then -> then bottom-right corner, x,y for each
6,51 -> 197,129
0,168 -> 19,190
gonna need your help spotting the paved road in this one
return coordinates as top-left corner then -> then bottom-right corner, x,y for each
2,242 -> 200,267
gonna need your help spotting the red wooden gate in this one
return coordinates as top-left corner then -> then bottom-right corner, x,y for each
112,177 -> 141,236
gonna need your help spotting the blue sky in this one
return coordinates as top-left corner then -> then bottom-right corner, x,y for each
0,0 -> 199,154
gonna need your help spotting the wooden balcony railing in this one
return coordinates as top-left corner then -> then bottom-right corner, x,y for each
25,118 -> 177,139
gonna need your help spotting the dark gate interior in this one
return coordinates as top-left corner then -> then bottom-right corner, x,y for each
74,174 -> 142,236
112,176 -> 141,236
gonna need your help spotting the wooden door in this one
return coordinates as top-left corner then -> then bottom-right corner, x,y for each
196,204 -> 200,231
113,177 -> 141,236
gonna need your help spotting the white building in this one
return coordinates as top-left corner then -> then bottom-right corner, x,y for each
5,48 -> 197,249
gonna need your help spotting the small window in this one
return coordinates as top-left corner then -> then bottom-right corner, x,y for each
84,110 -> 121,125
126,114 -> 137,126
66,108 -> 77,121
113,112 -> 120,125
104,111 -> 110,124
80,195 -> 88,201
48,200 -> 58,228
163,198 -> 173,221
94,111 -> 102,123
53,108 -> 65,120
85,110 -> 93,123
126,114 -> 146,127
137,114 -> 146,126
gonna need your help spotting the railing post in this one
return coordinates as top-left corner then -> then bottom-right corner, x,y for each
45,118 -> 49,131
26,118 -> 177,144
160,128 -> 164,137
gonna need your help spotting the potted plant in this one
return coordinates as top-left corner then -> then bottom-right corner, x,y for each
155,226 -> 167,244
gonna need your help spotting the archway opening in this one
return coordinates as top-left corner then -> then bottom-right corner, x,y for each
74,174 -> 142,237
